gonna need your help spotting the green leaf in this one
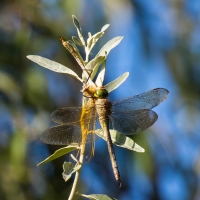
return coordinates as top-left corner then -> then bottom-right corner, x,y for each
37,145 -> 79,166
96,130 -> 145,152
96,36 -> 123,57
79,194 -> 117,200
62,162 -> 81,182
101,24 -> 110,32
95,59 -> 106,86
87,32 -> 104,50
85,56 -> 106,80
88,32 -> 92,38
72,15 -> 82,33
104,72 -> 129,93
72,15 -> 85,46
72,36 -> 84,47
27,55 -> 82,82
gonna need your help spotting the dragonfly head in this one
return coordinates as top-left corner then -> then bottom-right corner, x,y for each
94,86 -> 108,98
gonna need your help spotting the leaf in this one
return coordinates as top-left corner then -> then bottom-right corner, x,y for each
96,36 -> 123,57
101,24 -> 110,32
95,59 -> 106,86
72,36 -> 84,47
27,55 -> 82,82
79,194 -> 117,200
62,162 -> 81,182
72,15 -> 81,33
85,56 -> 106,80
104,72 -> 129,93
96,130 -> 145,152
72,15 -> 85,46
87,32 -> 104,50
37,145 -> 79,166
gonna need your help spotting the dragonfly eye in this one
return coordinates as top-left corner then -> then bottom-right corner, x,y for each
94,88 -> 108,98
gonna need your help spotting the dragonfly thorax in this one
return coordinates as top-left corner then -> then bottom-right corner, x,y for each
94,86 -> 108,99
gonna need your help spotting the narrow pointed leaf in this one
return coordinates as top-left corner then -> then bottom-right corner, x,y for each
96,36 -> 123,57
79,194 -> 117,200
87,32 -> 104,50
62,162 -> 81,182
37,145 -> 79,166
85,56 -> 106,79
72,36 -> 84,47
27,55 -> 82,82
95,60 -> 106,86
72,15 -> 85,46
72,15 -> 81,33
96,129 -> 145,152
101,24 -> 110,32
104,72 -> 129,93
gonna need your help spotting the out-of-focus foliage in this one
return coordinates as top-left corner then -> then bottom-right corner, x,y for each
0,0 -> 200,200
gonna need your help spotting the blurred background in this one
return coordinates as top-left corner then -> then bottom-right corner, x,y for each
0,0 -> 200,199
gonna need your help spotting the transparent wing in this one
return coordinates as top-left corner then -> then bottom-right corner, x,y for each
40,124 -> 83,145
40,123 -> 100,145
51,107 -> 83,124
112,88 -> 169,112
110,109 -> 158,135
51,106 -> 97,125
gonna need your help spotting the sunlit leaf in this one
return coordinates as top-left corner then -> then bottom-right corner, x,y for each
27,55 -> 82,82
101,24 -> 110,32
72,15 -> 85,46
37,145 -> 79,166
72,36 -> 84,47
95,60 -> 106,86
96,129 -> 145,152
72,15 -> 82,33
62,162 -> 81,182
79,194 -> 117,200
87,32 -> 104,50
104,72 -> 129,93
85,56 -> 106,80
96,36 -> 123,57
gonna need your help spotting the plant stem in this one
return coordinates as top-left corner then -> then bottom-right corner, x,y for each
68,96 -> 87,200
68,144 -> 85,200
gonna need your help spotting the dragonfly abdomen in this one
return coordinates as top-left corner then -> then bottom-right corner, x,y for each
95,98 -> 121,186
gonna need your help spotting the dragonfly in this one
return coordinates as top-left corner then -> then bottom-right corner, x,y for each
40,86 -> 169,187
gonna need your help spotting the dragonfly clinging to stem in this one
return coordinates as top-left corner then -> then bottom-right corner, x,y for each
40,36 -> 169,186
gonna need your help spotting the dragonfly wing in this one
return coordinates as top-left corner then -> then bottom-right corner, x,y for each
112,88 -> 169,111
110,109 -> 158,135
41,116 -> 99,145
40,124 -> 82,145
51,106 -> 96,125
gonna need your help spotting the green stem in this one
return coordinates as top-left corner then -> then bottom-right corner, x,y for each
68,144 -> 85,200
68,97 -> 87,200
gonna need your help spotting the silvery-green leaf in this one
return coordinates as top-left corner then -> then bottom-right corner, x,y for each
72,36 -> 84,47
88,32 -> 92,38
95,59 -> 106,86
72,15 -> 81,33
37,145 -> 79,166
88,32 -> 104,50
85,56 -> 106,79
96,36 -> 123,57
62,162 -> 81,182
96,129 -> 145,152
104,72 -> 129,93
79,194 -> 117,200
72,15 -> 85,46
27,55 -> 82,82
101,24 -> 110,32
